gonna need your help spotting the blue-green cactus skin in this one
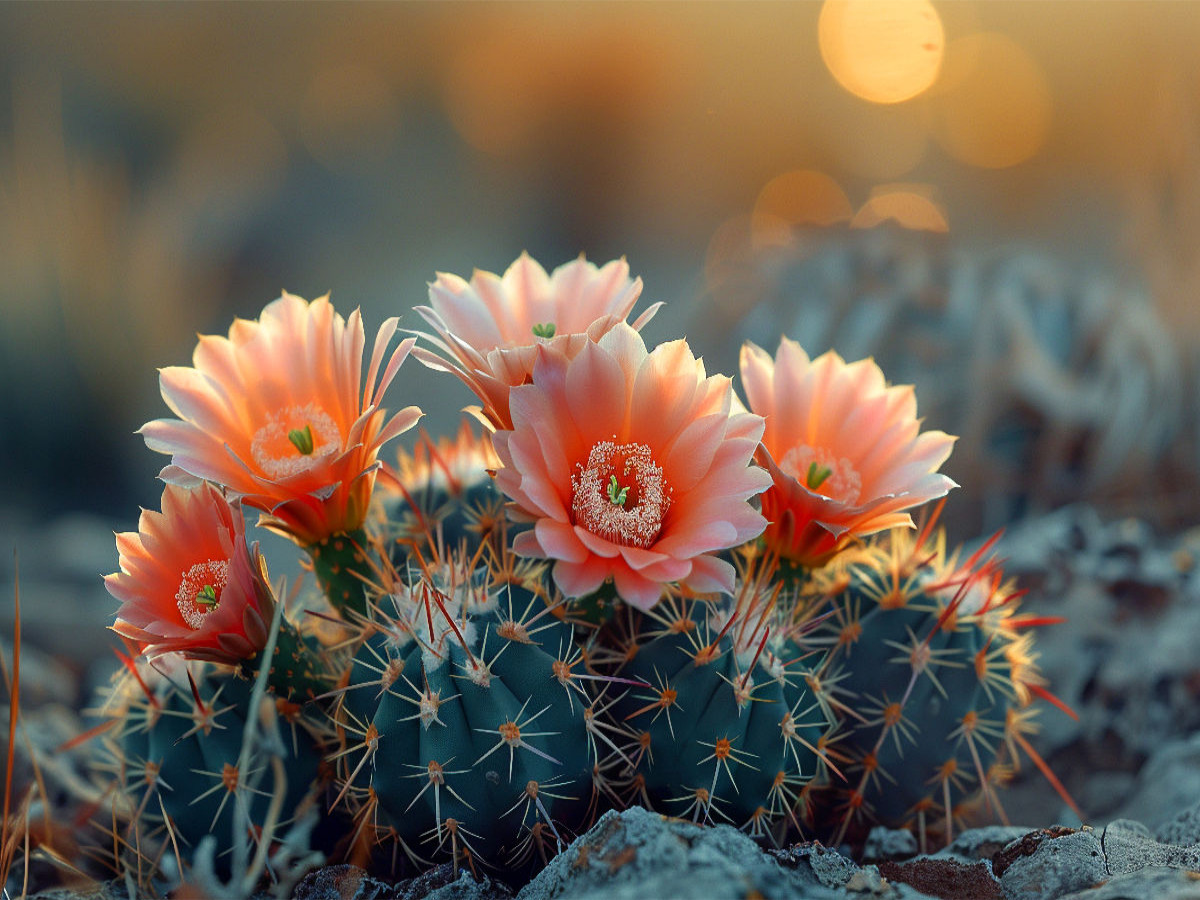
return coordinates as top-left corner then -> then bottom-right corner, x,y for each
120,667 -> 327,873
607,598 -> 831,837
336,575 -> 596,870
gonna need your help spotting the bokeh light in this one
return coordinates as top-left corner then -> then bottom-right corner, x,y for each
819,0 -> 945,104
751,170 -> 853,247
933,32 -> 1053,169
850,185 -> 949,232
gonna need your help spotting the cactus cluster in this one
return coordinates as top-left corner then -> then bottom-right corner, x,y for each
85,253 -> 1077,895
329,545 -> 596,874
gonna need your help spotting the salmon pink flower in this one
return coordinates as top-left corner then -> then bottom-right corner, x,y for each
412,252 -> 660,430
492,323 -> 770,610
140,292 -> 422,546
107,482 -> 275,666
740,337 -> 957,568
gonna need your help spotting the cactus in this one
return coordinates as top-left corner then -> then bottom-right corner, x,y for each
374,423 -> 509,568
602,581 -> 833,844
84,264 -> 1085,894
798,508 -> 1079,849
307,529 -> 377,620
96,655 -> 333,882
326,541 -> 607,876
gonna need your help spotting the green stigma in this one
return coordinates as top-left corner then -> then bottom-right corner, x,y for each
606,475 -> 629,507
806,461 -> 833,491
196,584 -> 219,609
288,424 -> 315,455
532,322 -> 556,339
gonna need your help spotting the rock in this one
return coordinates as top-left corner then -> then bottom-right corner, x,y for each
1156,800 -> 1200,847
518,807 -> 926,900
1099,819 -> 1200,876
938,827 -> 1034,863
863,827 -> 918,862
1108,733 -> 1200,829
995,828 -> 1107,900
1058,867 -> 1200,900
770,841 -> 884,893
282,863 -> 516,900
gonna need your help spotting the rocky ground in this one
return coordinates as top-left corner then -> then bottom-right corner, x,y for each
5,503 -> 1200,899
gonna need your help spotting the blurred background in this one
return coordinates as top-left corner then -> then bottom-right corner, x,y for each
3,1 -> 1200,656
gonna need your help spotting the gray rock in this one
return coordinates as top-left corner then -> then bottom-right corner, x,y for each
998,828 -> 1107,900
517,807 -> 925,900
1100,819 -> 1200,876
939,826 -> 1036,862
769,841 -> 862,890
1108,733 -> 1200,829
1058,867 -> 1200,900
253,862 -> 516,900
1156,800 -> 1200,847
862,827 -> 918,863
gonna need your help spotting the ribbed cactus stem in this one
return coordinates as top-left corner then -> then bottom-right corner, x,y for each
240,614 -> 328,701
309,528 -> 374,620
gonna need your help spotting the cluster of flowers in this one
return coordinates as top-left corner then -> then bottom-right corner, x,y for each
106,252 -> 956,661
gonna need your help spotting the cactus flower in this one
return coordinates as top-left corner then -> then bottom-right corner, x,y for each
106,482 -> 276,665
740,337 -> 957,568
492,323 -> 770,610
412,252 -> 659,430
140,292 -> 422,546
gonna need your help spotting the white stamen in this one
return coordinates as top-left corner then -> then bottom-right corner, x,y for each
251,404 -> 341,479
571,440 -> 671,549
176,559 -> 231,629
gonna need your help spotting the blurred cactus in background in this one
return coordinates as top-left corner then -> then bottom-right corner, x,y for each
694,226 -> 1191,536
4,3 -> 1200,897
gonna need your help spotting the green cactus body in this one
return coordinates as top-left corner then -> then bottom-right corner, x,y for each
606,593 -> 831,841
308,528 -> 375,620
376,424 -> 513,568
332,560 -> 597,872
109,662 -> 329,876
803,524 -> 1067,848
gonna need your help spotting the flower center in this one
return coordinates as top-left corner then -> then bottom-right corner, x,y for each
779,445 -> 862,505
571,440 -> 671,548
176,559 -> 231,629
250,404 -> 341,479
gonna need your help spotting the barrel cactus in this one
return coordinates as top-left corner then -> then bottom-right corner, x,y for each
94,655 -> 332,886
799,509 -> 1080,849
601,578 -> 833,844
326,540 -> 606,875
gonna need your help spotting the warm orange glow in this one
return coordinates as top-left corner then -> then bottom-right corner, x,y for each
444,38 -> 540,156
705,214 -> 755,288
819,0 -> 945,104
834,103 -> 932,180
851,186 -> 948,232
752,170 -> 853,247
933,33 -> 1052,169
300,63 -> 400,172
